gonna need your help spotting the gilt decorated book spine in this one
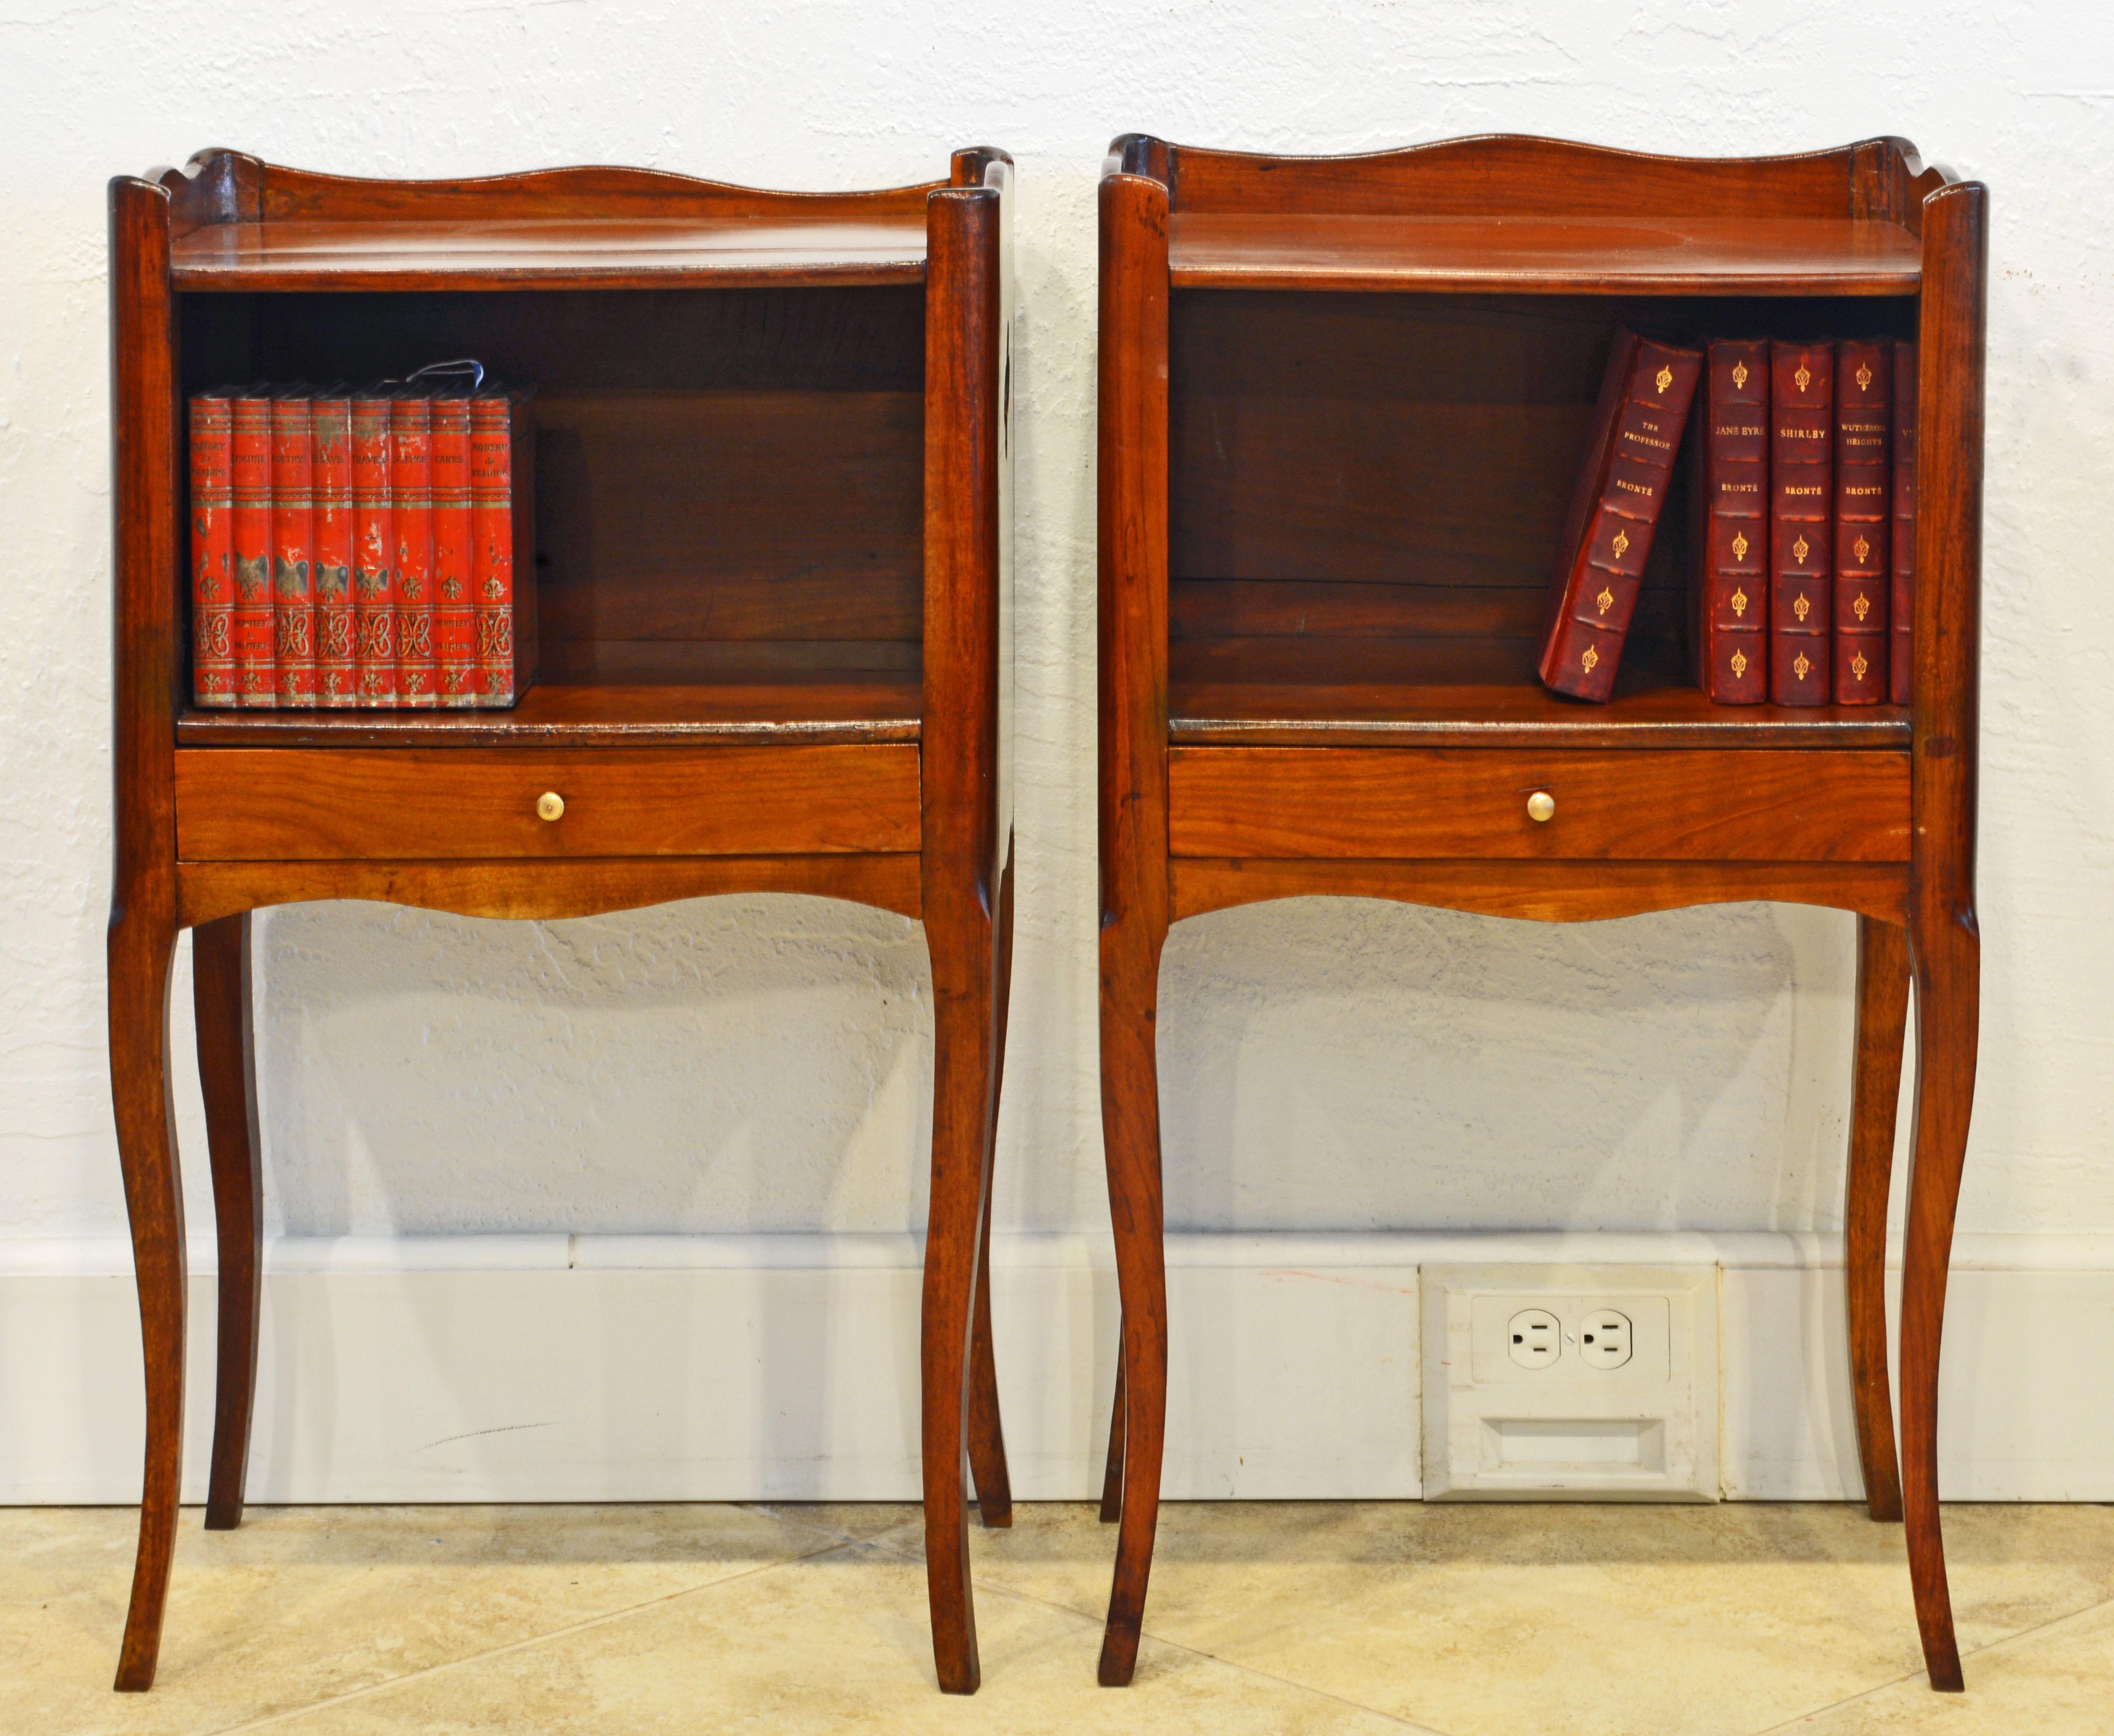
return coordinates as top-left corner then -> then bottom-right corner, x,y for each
1692,341 -> 1769,703
187,392 -> 236,707
1769,342 -> 1832,705
1536,330 -> 1701,702
351,393 -> 397,706
1891,342 -> 1918,706
390,392 -> 438,708
431,393 -> 477,707
230,391 -> 276,707
311,392 -> 357,708
1832,341 -> 1891,704
271,391 -> 317,708
470,391 -> 522,706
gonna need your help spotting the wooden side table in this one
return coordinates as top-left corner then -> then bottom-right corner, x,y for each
1093,132 -> 1984,1691
107,146 -> 1017,1694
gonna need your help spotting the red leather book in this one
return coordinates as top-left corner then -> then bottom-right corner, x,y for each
311,390 -> 357,708
1769,342 -> 1832,705
430,391 -> 478,707
1832,342 -> 1890,703
1690,340 -> 1769,703
351,392 -> 397,706
230,389 -> 276,707
390,391 -> 438,708
1537,330 -> 1701,701
271,391 -> 317,707
470,387 -> 536,706
187,391 -> 237,707
1891,342 -> 1918,706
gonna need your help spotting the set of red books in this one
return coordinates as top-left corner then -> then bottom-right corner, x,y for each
1539,330 -> 1917,707
188,376 -> 533,709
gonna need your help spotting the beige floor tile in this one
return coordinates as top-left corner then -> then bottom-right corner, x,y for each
1785,1598 -> 2114,1734
262,1541 -> 1428,1736
0,1503 -> 841,1736
740,1501 -> 927,1551
945,1502 -> 2114,1736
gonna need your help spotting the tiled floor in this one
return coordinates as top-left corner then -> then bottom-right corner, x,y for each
5,1502 -> 2113,1734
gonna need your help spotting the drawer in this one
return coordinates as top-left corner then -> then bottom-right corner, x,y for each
175,745 -> 920,861
1168,747 -> 1911,862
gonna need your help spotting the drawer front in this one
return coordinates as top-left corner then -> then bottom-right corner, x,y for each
1168,747 -> 1911,862
176,745 -> 920,861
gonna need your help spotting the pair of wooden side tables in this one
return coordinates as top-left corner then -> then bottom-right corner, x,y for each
107,135 -> 1985,1696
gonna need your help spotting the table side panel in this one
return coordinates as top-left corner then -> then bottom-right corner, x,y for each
175,745 -> 919,860
1167,746 -> 1911,862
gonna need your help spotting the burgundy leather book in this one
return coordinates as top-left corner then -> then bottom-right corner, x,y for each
1691,341 -> 1769,703
311,390 -> 358,709
351,391 -> 397,706
1891,341 -> 1918,705
1832,341 -> 1890,703
187,391 -> 237,707
1769,342 -> 1832,705
390,391 -> 438,708
271,391 -> 317,708
1538,330 -> 1700,701
470,386 -> 537,707
230,389 -> 276,707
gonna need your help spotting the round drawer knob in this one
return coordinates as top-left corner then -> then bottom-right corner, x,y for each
1526,790 -> 1556,824
536,791 -> 566,823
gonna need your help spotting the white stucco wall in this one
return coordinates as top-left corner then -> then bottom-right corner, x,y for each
2,1 -> 2109,1259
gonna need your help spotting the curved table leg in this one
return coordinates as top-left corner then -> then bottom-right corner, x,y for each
1097,919 -> 1167,1687
1098,1327 -> 1126,1522
109,908 -> 186,1692
966,846 -> 1015,1530
921,883 -> 1003,1693
1900,904 -> 1979,1691
194,913 -> 263,1531
1846,915 -> 1909,1522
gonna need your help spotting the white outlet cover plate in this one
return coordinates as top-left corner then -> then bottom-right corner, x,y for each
1421,1264 -> 1719,1502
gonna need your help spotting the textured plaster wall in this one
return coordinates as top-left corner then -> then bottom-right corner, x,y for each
2,1 -> 2110,1251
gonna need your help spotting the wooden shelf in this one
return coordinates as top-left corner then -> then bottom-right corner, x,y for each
1168,212 -> 1922,296
170,213 -> 930,292
1168,635 -> 1910,749
176,675 -> 922,749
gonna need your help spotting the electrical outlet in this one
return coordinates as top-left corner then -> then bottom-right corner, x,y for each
1578,1309 -> 1633,1369
1422,1264 -> 1718,1501
1508,1307 -> 1561,1369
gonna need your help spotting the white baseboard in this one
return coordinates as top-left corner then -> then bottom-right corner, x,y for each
2,1232 -> 2110,1504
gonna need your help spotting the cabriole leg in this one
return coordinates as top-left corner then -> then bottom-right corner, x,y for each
109,908 -> 186,1692
1846,914 -> 1909,1522
966,848 -> 1015,1529
921,892 -> 1001,1693
1099,1328 -> 1127,1522
1097,921 -> 1167,1687
1900,905 -> 1980,1691
194,912 -> 262,1531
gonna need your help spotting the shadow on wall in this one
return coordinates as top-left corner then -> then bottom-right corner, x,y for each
1155,897 -> 1859,1235
253,894 -> 935,1238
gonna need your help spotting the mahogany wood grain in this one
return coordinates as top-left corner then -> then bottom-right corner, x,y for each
175,854 -> 923,928
178,678 -> 923,749
108,174 -> 186,1694
1096,169 -> 1174,1691
1899,178 -> 1988,1695
1169,212 -> 1921,295
1094,133 -> 1979,1694
1169,748 -> 1911,863
1099,1335 -> 1128,1523
1846,916 -> 1909,1523
1170,635 -> 1910,749
1162,132 -> 1950,224
192,914 -> 262,1532
918,175 -> 1009,1693
174,745 -> 919,861
966,843 -> 1018,1530
1170,859 -> 1912,927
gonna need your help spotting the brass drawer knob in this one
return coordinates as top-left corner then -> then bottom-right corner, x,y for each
536,791 -> 565,823
1526,790 -> 1556,824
